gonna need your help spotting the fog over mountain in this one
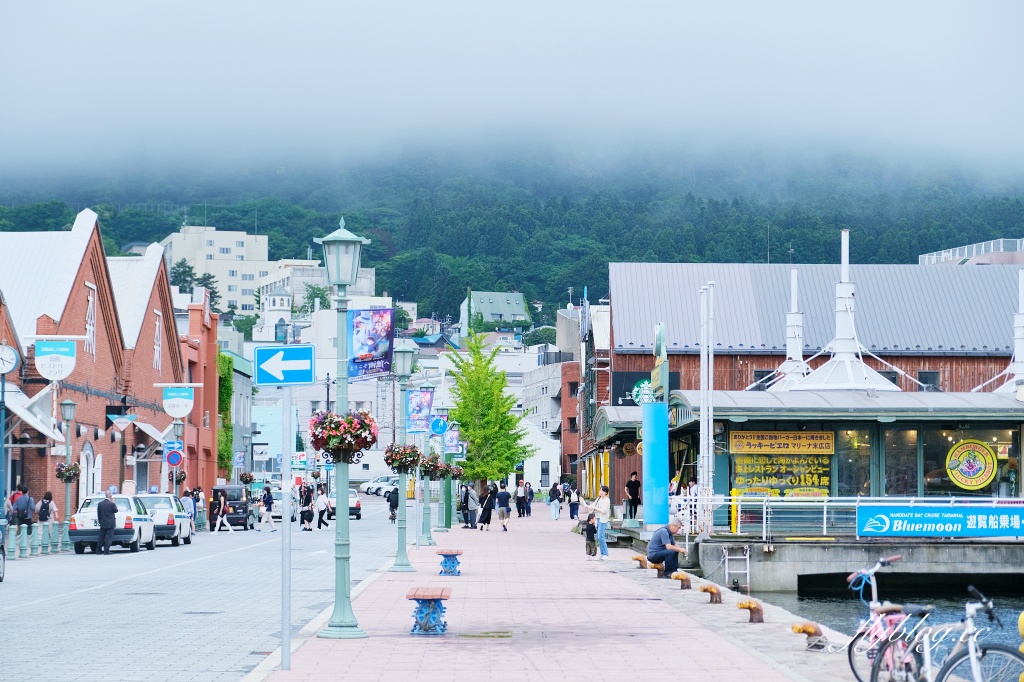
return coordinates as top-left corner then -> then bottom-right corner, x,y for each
1,1 -> 1022,182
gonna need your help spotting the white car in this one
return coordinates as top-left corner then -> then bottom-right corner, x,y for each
372,476 -> 399,496
327,489 -> 361,520
69,495 -> 157,554
270,489 -> 297,522
137,494 -> 193,546
360,475 -> 391,495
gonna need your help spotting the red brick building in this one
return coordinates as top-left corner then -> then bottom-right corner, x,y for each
0,209 -> 214,510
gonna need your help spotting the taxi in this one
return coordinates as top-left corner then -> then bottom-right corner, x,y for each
137,494 -> 193,546
69,494 -> 157,554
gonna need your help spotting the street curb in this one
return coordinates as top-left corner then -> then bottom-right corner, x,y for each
241,555 -> 396,682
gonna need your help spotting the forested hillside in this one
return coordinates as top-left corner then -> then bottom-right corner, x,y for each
1,153 -> 1023,324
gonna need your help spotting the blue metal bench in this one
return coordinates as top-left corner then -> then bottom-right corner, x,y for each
406,587 -> 451,636
437,549 -> 463,576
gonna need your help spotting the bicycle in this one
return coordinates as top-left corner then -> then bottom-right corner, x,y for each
847,555 -> 914,682
871,585 -> 1024,682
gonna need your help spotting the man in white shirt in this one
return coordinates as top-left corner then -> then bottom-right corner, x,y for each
514,480 -> 527,518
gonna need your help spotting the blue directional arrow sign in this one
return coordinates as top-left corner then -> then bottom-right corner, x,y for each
430,417 -> 448,435
253,344 -> 317,386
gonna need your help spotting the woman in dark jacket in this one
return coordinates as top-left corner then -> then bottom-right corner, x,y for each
477,483 -> 496,531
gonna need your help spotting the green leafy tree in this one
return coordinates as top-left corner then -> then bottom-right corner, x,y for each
195,272 -> 221,311
448,332 -> 535,482
394,306 -> 412,330
170,259 -> 196,294
233,314 -> 259,341
522,327 -> 556,346
216,353 -> 234,472
300,283 -> 331,314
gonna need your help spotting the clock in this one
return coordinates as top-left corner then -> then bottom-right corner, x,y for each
0,344 -> 20,374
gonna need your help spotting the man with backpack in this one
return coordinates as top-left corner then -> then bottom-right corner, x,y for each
12,485 -> 35,535
36,491 -> 58,537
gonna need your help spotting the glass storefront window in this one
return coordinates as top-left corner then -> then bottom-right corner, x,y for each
884,428 -> 918,496
836,428 -> 871,496
922,427 -> 1017,498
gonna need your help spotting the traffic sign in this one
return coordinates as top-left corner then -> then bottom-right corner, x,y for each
162,387 -> 194,418
164,439 -> 184,452
324,463 -> 334,471
254,344 -> 316,386
34,340 -> 76,381
430,417 -> 448,435
166,449 -> 183,467
108,413 -> 137,431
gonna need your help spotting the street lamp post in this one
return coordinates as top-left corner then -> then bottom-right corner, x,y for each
390,339 -> 417,572
417,379 -> 435,546
315,219 -> 370,640
242,433 -> 251,489
60,399 -> 77,551
171,419 -> 184,497
433,404 -> 449,533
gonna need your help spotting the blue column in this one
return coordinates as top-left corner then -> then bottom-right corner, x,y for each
641,401 -> 669,527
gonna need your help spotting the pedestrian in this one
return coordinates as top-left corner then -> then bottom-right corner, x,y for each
466,485 -> 479,529
567,483 -> 581,520
459,485 -> 470,527
514,479 -> 526,517
477,484 -> 495,531
35,491 -> 58,538
686,476 -> 698,530
495,482 -> 512,532
12,484 -> 35,537
386,486 -> 399,522
548,481 -> 563,520
315,485 -> 331,530
300,485 -> 314,531
584,513 -> 598,559
96,490 -> 118,555
180,487 -> 196,534
646,518 -> 687,577
258,485 -> 277,532
213,490 -> 234,533
525,482 -> 534,517
589,485 -> 611,560
625,471 -> 641,520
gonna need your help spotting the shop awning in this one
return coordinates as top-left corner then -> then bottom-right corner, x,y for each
133,421 -> 167,444
4,387 -> 64,443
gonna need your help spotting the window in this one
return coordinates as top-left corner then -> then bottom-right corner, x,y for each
219,247 -> 231,254
918,371 -> 941,392
310,401 -> 320,412
236,255 -> 245,261
205,239 -> 214,246
242,288 -> 254,296
84,284 -> 97,358
227,299 -> 237,308
751,369 -> 774,391
205,254 -> 213,260
227,285 -> 237,292
228,270 -> 237,277
236,240 -> 245,247
242,273 -> 255,281
362,463 -> 370,470
568,417 -> 578,433
879,370 -> 899,386
540,461 -> 550,487
259,270 -> 268,277
568,381 -> 579,396
541,385 -> 548,395
241,304 -> 254,311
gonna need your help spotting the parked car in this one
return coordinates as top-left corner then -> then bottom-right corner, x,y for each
372,476 -> 399,496
359,475 -> 391,495
379,479 -> 401,499
137,494 -> 193,546
326,488 -> 361,520
69,494 -> 156,553
211,485 -> 256,530
270,489 -> 297,522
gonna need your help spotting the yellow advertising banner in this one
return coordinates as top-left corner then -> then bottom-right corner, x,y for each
729,431 -> 835,454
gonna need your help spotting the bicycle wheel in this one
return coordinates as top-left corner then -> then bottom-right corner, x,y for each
935,643 -> 1024,682
849,630 -> 882,682
870,636 -> 924,682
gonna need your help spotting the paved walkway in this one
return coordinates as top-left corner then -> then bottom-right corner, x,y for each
265,513 -> 855,682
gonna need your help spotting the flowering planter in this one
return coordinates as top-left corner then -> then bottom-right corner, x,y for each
384,443 -> 422,475
309,410 -> 379,465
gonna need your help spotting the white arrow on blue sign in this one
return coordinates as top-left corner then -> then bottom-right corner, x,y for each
253,344 -> 317,386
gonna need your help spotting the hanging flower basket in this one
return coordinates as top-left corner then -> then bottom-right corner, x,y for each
420,454 -> 443,480
310,470 -> 322,480
308,410 -> 379,464
168,470 -> 187,484
449,463 -> 465,480
239,472 -> 256,484
384,443 -> 422,474
55,462 -> 81,482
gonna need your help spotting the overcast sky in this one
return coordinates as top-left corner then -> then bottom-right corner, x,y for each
1,2 -> 1021,173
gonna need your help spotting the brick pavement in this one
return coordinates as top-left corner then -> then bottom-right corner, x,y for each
264,514 -> 856,682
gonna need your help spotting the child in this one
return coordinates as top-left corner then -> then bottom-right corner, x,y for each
585,513 -> 598,559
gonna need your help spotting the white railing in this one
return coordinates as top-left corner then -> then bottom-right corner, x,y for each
667,495 -> 1023,541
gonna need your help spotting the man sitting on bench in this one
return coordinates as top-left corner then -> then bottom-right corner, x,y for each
647,518 -> 687,578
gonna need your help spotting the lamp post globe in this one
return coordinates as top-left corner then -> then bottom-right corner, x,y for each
390,338 -> 418,573
316,217 -> 371,640
59,399 -> 77,551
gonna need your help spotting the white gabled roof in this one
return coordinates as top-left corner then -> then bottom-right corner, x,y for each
106,244 -> 165,349
0,209 -> 96,350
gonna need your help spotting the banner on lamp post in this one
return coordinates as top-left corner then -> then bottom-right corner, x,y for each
406,389 -> 434,434
444,426 -> 460,454
347,308 -> 394,381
